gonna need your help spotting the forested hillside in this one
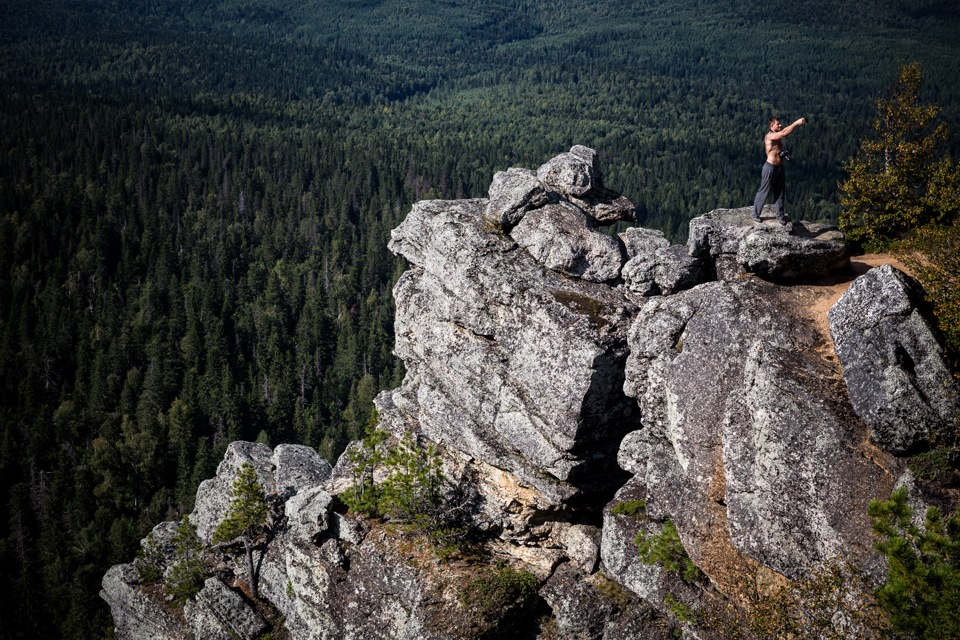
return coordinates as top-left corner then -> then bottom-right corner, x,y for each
1,1 -> 959,637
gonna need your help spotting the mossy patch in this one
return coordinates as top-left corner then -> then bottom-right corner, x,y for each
551,289 -> 611,329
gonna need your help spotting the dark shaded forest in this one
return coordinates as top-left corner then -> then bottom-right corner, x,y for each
1,1 -> 959,637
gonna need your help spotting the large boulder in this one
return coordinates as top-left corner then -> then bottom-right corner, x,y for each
828,264 -> 959,454
509,201 -> 624,282
387,197 -> 637,507
537,144 -> 600,197
737,231 -> 849,279
622,280 -> 895,580
568,185 -> 637,225
484,167 -> 551,229
621,244 -> 708,298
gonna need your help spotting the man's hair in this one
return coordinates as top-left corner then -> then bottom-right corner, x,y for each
769,116 -> 780,126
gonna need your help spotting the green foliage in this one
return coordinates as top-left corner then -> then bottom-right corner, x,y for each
901,218 -> 960,365
592,572 -> 633,612
611,499 -> 646,517
135,531 -> 164,584
460,562 -> 539,623
840,62 -> 960,247
869,487 -> 960,638
164,516 -> 207,606
212,463 -> 268,545
635,520 -> 702,583
340,414 -> 391,517
908,446 -> 960,485
342,421 -> 444,525
212,462 -> 270,598
664,593 -> 696,624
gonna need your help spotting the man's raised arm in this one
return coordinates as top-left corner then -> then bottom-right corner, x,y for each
769,117 -> 807,140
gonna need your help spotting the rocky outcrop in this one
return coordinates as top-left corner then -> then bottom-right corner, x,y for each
620,280 -> 895,582
619,227 -> 708,298
689,206 -> 849,281
103,147 -> 956,640
829,264 -> 959,454
387,187 -> 637,509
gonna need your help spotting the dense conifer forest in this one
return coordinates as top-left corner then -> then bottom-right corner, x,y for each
1,1 -> 959,636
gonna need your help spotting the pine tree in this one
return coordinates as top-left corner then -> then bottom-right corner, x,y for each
839,62 -> 960,246
869,487 -> 960,637
212,463 -> 268,598
165,516 -> 207,606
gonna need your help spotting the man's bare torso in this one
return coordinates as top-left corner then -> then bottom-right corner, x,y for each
764,131 -> 784,166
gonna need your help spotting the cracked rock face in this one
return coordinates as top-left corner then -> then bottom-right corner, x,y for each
184,578 -> 268,640
622,280 -> 894,579
388,197 -> 637,506
828,264 -> 959,454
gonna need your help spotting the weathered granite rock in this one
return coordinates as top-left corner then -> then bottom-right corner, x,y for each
828,264 -> 959,454
484,167 -> 551,228
537,145 -> 600,197
510,201 -> 625,282
564,524 -> 602,574
622,280 -> 895,580
620,227 -> 670,259
737,231 -> 849,279
258,534 -> 439,640
183,578 -> 268,640
621,243 -> 708,298
539,563 -> 674,640
689,206 -> 849,281
600,478 -> 702,614
272,444 -> 332,498
387,197 -> 636,507
285,485 -> 335,543
100,564 -> 185,640
568,186 -> 637,225
192,441 -> 274,541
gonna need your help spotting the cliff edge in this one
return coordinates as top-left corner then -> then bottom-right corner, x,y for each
102,147 -> 958,639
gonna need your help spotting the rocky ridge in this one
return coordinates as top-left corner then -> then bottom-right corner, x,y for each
102,147 -> 958,639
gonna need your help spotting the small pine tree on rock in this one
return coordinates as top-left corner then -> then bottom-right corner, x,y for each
165,516 -> 207,605
213,462 -> 269,598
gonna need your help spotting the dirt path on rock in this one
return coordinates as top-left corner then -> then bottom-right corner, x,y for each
786,253 -> 912,360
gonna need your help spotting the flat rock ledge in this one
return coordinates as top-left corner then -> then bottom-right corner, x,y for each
689,206 -> 850,281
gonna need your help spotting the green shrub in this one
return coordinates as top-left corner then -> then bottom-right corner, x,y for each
164,516 -> 207,605
611,499 -> 646,517
635,519 -> 702,583
908,446 -> 959,485
460,562 -> 539,622
135,531 -> 165,584
901,218 -> 960,369
869,487 -> 960,637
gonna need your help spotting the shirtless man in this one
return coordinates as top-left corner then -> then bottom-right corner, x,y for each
752,116 -> 807,224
